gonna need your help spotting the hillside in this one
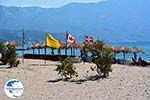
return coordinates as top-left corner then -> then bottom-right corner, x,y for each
0,0 -> 150,42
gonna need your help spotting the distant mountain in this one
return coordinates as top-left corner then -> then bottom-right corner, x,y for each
0,29 -> 65,43
0,0 -> 150,42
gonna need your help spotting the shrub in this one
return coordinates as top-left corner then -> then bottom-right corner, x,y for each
0,43 -> 8,65
90,40 -> 113,78
7,45 -> 20,67
0,43 -> 20,67
0,42 -> 6,54
55,59 -> 78,80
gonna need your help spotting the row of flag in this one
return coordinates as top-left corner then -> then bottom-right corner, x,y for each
46,33 -> 94,49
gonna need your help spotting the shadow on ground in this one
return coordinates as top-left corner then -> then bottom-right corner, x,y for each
47,75 -> 105,84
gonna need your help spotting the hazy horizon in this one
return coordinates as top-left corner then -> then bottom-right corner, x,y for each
0,0 -> 105,8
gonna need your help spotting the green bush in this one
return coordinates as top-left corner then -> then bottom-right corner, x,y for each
0,43 -> 20,68
7,45 -> 20,67
0,42 -> 6,54
55,59 -> 78,80
0,42 -> 8,65
90,40 -> 113,78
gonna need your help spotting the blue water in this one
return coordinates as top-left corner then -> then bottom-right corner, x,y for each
107,41 -> 150,60
16,41 -> 150,60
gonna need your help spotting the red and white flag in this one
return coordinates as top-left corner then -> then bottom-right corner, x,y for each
67,33 -> 76,44
85,36 -> 94,43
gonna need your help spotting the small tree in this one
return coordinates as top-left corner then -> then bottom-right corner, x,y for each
0,42 -> 8,65
0,42 -> 6,53
55,59 -> 78,80
90,40 -> 113,78
0,44 -> 20,67
7,45 -> 20,67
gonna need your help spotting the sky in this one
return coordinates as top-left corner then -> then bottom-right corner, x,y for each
0,0 -> 104,8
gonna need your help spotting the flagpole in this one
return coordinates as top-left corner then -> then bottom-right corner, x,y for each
22,29 -> 25,64
45,33 -> 47,64
65,31 -> 68,56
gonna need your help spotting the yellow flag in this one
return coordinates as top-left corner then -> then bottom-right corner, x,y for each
45,33 -> 61,49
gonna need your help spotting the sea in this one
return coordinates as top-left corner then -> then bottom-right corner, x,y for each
16,41 -> 150,61
108,41 -> 150,61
